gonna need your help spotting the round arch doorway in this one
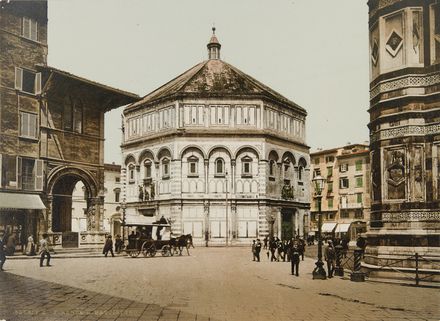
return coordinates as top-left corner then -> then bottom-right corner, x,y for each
47,167 -> 99,248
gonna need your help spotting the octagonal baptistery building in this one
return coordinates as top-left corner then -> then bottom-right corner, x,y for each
121,30 -> 310,246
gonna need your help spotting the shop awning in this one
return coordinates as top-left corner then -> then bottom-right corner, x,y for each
0,192 -> 46,210
335,223 -> 351,233
321,222 -> 337,233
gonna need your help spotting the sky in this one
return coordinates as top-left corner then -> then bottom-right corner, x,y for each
47,0 -> 370,165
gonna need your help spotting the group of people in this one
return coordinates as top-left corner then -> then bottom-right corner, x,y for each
0,232 -> 52,271
251,236 -> 306,277
102,234 -> 124,257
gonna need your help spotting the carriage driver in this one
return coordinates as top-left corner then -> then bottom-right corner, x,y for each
156,216 -> 168,240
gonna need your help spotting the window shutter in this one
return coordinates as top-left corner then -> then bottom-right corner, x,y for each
15,67 -> 23,90
31,20 -> 38,41
16,156 -> 22,189
22,17 -> 30,38
34,159 -> 44,191
35,72 -> 42,94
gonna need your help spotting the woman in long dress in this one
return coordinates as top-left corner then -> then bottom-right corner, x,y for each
25,235 -> 36,256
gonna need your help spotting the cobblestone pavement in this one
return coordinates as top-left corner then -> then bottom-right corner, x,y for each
0,247 -> 439,321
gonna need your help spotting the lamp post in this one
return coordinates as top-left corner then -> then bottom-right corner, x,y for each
121,198 -> 127,242
225,170 -> 229,247
312,175 -> 327,280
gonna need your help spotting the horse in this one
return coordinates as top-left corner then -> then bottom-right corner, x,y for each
170,234 -> 193,256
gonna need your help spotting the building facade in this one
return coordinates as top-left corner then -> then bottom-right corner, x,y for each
121,30 -> 311,246
71,163 -> 122,242
366,0 -> 440,273
0,0 -> 138,251
310,144 -> 371,242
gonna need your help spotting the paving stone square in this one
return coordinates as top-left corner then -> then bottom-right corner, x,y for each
0,247 -> 439,321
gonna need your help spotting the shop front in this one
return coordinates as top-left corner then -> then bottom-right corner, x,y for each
0,192 -> 46,255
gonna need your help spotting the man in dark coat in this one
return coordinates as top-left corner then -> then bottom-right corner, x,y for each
103,235 -> 114,257
269,238 -> 278,262
114,234 -> 123,253
255,239 -> 262,262
290,242 -> 300,276
324,240 -> 335,278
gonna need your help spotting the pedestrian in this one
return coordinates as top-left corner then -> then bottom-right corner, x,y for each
6,232 -> 15,256
115,234 -> 123,253
25,235 -> 36,256
39,233 -> 51,267
290,242 -> 300,276
263,236 -> 268,250
269,238 -> 277,262
341,237 -> 349,258
0,232 -> 6,271
298,238 -> 305,261
324,240 -> 335,278
103,235 -> 115,257
275,237 -> 282,261
255,239 -> 262,262
251,240 -> 256,261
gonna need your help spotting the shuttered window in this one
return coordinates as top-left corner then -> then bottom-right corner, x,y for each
14,67 -> 41,94
22,17 -> 38,41
20,112 -> 38,138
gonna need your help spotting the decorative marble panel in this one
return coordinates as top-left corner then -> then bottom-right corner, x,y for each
370,73 -> 440,99
371,124 -> 440,142
382,211 -> 440,222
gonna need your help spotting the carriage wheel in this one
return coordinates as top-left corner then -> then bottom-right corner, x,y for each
161,245 -> 171,257
141,242 -> 150,257
148,245 -> 157,257
128,250 -> 140,258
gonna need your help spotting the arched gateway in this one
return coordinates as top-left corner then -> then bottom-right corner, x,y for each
46,167 -> 101,248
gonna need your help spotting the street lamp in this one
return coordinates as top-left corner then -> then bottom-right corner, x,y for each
225,170 -> 229,247
312,175 -> 327,280
121,198 -> 127,242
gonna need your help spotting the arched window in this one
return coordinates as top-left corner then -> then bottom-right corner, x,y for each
283,158 -> 290,174
298,157 -> 307,181
188,156 -> 199,176
269,160 -> 275,177
128,164 -> 135,183
162,158 -> 170,178
144,160 -> 152,178
215,158 -> 225,176
114,188 -> 121,202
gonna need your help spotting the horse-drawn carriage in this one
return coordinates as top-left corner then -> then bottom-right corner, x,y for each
124,221 -> 192,258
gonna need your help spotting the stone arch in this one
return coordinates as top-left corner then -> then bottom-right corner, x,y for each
157,147 -> 172,161
138,149 -> 155,163
46,166 -> 99,235
234,146 -> 260,160
47,166 -> 98,197
179,145 -> 206,160
281,151 -> 296,165
124,154 -> 136,166
298,157 -> 308,168
268,150 -> 280,162
208,145 -> 233,159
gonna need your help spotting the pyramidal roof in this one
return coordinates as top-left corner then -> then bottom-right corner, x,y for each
127,33 -> 305,114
